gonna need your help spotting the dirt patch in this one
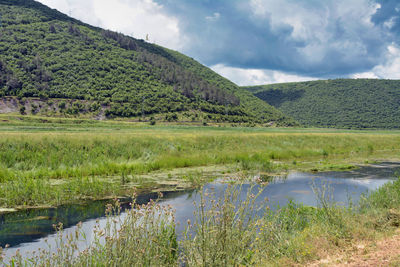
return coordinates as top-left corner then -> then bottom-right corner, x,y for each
0,98 -> 19,113
310,229 -> 400,266
0,97 -> 108,119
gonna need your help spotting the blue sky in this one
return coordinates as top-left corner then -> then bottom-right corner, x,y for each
38,0 -> 400,85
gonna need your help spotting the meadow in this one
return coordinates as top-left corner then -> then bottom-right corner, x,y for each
0,114 -> 400,208
1,114 -> 400,265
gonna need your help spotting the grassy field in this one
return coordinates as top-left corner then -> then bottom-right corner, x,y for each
1,114 -> 400,266
0,114 -> 400,208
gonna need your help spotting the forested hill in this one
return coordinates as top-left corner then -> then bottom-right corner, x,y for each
0,0 -> 295,125
244,79 -> 400,129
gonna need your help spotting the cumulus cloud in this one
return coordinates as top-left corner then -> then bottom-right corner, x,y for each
372,0 -> 400,36
37,0 -> 184,50
155,0 -> 393,78
352,44 -> 400,79
211,64 -> 317,86
37,0 -> 400,84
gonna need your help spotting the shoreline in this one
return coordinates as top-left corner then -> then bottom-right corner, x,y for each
1,160 -> 399,212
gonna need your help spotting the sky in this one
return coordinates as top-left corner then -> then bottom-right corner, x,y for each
37,0 -> 400,85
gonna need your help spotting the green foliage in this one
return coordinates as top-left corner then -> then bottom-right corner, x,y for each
181,184 -> 265,266
0,120 -> 399,207
244,79 -> 400,129
58,100 -> 66,110
19,105 -> 25,115
2,199 -> 178,266
0,0 -> 294,125
149,116 -> 156,125
5,178 -> 400,266
165,113 -> 178,122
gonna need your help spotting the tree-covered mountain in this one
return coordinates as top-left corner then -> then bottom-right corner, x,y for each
244,79 -> 400,129
0,0 -> 296,125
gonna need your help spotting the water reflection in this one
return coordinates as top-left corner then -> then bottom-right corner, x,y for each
0,191 -> 188,248
1,162 -> 399,260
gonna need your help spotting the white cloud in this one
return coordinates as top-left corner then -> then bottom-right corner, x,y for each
38,0 -> 70,13
384,16 -> 398,30
351,72 -> 379,79
36,0 -> 400,82
352,44 -> 400,79
37,0 -> 184,50
249,0 -> 382,65
211,64 -> 317,86
205,12 -> 220,22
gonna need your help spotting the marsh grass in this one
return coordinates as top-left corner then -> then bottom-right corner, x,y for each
0,176 -> 117,207
1,197 -> 178,267
181,184 -> 266,266
359,177 -> 400,230
1,126 -> 399,207
3,177 -> 400,266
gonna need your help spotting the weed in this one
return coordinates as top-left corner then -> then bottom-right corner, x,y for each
2,177 -> 400,266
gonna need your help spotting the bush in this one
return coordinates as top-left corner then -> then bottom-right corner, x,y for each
58,101 -> 66,110
19,105 -> 25,115
89,102 -> 101,112
165,113 -> 178,122
31,103 -> 38,114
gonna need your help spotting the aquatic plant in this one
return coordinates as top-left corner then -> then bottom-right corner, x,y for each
1,122 -> 399,207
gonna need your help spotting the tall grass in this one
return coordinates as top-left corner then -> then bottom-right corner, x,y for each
181,185 -> 265,266
0,176 -> 117,207
3,178 -> 400,266
1,197 -> 178,267
0,127 -> 399,207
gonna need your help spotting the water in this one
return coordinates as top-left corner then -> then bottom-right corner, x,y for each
1,162 -> 400,260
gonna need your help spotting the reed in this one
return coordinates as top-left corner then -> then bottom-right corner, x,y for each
2,177 -> 400,266
1,120 -> 399,207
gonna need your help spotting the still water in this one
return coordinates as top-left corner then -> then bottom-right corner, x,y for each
1,162 -> 400,260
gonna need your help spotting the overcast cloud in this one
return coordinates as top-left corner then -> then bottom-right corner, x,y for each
37,0 -> 400,85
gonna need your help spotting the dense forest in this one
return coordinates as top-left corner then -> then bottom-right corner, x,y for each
244,79 -> 400,129
0,0 -> 295,125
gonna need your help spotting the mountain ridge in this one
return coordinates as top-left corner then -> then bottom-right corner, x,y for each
244,78 -> 400,129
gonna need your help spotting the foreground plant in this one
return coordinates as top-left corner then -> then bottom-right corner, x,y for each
2,177 -> 400,266
1,196 -> 178,267
180,184 -> 266,266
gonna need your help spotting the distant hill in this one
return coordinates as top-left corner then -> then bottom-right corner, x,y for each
244,79 -> 400,129
0,0 -> 296,125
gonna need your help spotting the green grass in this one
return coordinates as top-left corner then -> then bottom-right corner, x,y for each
3,178 -> 400,266
0,115 -> 400,208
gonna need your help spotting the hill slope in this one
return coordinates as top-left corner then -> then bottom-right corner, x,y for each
244,79 -> 400,129
0,0 -> 295,125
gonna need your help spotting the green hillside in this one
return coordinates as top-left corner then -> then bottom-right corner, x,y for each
0,0 -> 295,125
244,79 -> 400,129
